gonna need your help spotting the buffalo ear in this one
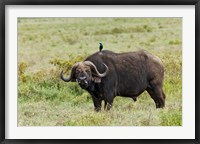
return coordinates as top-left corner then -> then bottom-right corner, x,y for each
92,76 -> 101,83
70,68 -> 77,82
70,77 -> 76,82
70,63 -> 79,82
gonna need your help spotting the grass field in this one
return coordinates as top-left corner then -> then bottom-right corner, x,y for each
18,18 -> 182,126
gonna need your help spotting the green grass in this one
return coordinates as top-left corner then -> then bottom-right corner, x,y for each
18,18 -> 182,126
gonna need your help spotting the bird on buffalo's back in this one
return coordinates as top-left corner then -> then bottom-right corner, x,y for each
99,43 -> 103,51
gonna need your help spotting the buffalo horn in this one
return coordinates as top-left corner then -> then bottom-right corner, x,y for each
84,61 -> 108,77
60,63 -> 79,82
60,70 -> 71,82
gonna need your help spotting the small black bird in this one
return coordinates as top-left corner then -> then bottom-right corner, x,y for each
99,43 -> 103,51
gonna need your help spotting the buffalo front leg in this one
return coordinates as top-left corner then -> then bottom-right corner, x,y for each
103,95 -> 114,111
105,103 -> 112,111
91,95 -> 102,112
103,101 -> 113,110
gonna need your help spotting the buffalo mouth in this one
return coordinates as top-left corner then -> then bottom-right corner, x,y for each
77,79 -> 90,89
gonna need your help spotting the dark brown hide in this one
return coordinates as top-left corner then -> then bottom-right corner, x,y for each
61,50 -> 165,111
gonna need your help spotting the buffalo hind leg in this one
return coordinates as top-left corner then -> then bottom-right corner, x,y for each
132,97 -> 137,102
146,86 -> 165,108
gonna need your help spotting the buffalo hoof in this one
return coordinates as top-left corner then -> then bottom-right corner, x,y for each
94,107 -> 101,112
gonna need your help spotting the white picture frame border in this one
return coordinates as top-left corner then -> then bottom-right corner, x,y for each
5,5 -> 195,139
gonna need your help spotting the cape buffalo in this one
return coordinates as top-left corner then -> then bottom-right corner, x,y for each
61,50 -> 165,111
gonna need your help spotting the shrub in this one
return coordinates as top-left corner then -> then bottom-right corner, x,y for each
49,53 -> 89,73
18,62 -> 28,83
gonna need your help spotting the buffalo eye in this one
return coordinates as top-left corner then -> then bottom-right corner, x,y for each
76,69 -> 81,74
86,69 -> 91,73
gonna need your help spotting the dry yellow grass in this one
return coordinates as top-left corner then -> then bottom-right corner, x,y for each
18,18 -> 182,126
